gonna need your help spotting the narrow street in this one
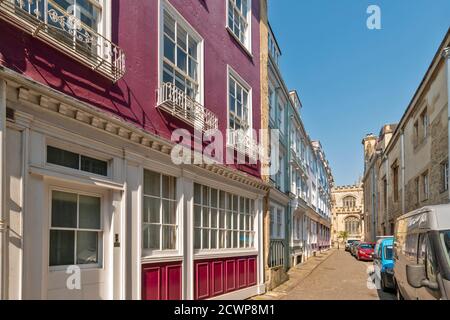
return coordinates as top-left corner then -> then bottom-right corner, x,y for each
256,250 -> 397,300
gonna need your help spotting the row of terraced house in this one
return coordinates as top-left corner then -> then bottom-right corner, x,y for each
0,0 -> 333,299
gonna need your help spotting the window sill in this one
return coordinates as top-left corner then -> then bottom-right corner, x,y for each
194,249 -> 258,260
141,254 -> 183,264
226,27 -> 253,59
49,264 -> 102,272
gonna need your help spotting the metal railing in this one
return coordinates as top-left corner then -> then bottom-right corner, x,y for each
0,0 -> 126,82
268,239 -> 285,269
227,129 -> 261,160
157,82 -> 218,132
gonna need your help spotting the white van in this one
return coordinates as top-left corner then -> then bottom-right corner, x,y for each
394,205 -> 450,300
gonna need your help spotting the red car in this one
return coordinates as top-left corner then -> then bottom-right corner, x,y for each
356,242 -> 376,261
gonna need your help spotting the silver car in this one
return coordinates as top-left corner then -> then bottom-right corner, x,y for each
394,205 -> 450,300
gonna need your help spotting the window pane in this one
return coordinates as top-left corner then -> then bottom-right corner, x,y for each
194,205 -> 202,227
202,229 -> 210,249
188,57 -> 198,81
79,195 -> 101,230
233,231 -> 238,248
164,11 -> 175,39
162,175 -> 176,200
226,212 -> 232,229
211,209 -> 218,228
177,25 -> 187,50
148,225 -> 160,249
194,184 -> 202,204
188,36 -> 198,57
239,232 -> 245,247
164,36 -> 176,63
226,231 -> 232,248
47,146 -> 79,170
219,230 -> 226,249
211,189 -> 218,208
233,213 -> 238,230
219,211 -> 225,228
194,228 -> 201,249
211,230 -> 217,249
240,214 -> 245,231
80,156 -> 107,176
144,170 -> 160,196
162,200 -> 177,225
50,230 -> 75,266
51,191 -> 77,228
177,47 -> 187,72
163,62 -> 174,84
219,191 -> 226,209
233,196 -> 238,211
162,226 -> 176,250
76,231 -> 98,265
202,187 -> 209,206
202,208 -> 210,228
144,197 -> 160,223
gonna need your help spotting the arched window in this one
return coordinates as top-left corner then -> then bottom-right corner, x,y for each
345,217 -> 360,235
343,196 -> 356,208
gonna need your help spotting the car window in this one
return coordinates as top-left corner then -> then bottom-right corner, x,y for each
384,246 -> 393,260
418,234 -> 438,284
360,244 -> 374,249
440,231 -> 450,270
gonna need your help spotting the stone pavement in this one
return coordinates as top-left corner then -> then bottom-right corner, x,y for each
252,249 -> 397,300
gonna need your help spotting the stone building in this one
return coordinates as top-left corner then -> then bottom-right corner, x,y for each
362,29 -> 450,241
332,185 -> 364,246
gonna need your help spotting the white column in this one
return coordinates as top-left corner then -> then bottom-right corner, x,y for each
180,175 -> 194,300
0,79 -> 6,300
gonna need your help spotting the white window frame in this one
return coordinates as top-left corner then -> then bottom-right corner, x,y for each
159,0 -> 205,105
443,162 -> 449,192
194,183 -> 256,253
46,143 -> 111,179
270,203 -> 285,240
142,170 -> 179,257
226,0 -> 252,53
49,187 -> 104,271
227,65 -> 253,141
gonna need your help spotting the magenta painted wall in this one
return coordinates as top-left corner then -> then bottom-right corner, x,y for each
0,0 -> 261,177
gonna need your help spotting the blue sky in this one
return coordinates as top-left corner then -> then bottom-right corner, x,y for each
268,0 -> 450,186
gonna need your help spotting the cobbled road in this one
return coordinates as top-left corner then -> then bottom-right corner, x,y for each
282,249 -> 397,300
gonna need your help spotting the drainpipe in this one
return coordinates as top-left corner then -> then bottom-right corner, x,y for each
0,79 -> 6,300
384,155 -> 389,234
443,47 -> 450,202
401,131 -> 406,215
371,165 -> 378,242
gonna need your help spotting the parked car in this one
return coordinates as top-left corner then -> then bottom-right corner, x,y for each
356,242 -> 376,261
350,241 -> 361,256
373,237 -> 395,292
345,239 -> 359,252
394,205 -> 450,300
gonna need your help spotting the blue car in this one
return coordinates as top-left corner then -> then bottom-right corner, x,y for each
373,237 -> 395,292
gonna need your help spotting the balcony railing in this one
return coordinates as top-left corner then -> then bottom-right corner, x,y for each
0,0 -> 125,82
268,239 -> 285,269
227,129 -> 261,160
157,82 -> 218,132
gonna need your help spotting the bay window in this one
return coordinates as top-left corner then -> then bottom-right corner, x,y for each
50,190 -> 102,267
142,170 -> 178,254
227,0 -> 251,50
194,184 -> 256,250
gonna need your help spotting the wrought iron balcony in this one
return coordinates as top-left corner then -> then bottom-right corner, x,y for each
0,0 -> 125,82
227,129 -> 262,160
157,82 -> 218,132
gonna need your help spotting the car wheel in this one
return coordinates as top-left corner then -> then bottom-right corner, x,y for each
381,275 -> 387,292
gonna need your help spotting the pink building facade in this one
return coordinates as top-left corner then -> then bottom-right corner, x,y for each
0,0 -> 267,300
